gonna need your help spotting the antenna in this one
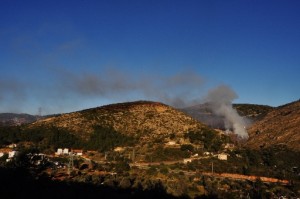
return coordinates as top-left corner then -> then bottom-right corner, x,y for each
38,107 -> 42,116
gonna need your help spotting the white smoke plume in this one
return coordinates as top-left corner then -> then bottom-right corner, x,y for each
204,85 -> 249,139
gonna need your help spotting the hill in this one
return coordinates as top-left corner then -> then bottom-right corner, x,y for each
0,113 -> 41,126
233,104 -> 274,119
1,101 -> 299,198
181,103 -> 273,129
246,100 -> 300,151
29,101 -> 204,140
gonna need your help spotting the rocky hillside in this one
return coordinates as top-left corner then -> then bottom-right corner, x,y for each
246,100 -> 300,151
28,101 -> 205,141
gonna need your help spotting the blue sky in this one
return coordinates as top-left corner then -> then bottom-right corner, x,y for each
1,0 -> 300,114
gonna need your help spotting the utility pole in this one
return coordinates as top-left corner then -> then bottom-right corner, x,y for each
68,152 -> 74,175
132,148 -> 135,163
104,152 -> 107,161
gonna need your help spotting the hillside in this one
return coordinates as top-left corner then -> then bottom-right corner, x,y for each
246,100 -> 300,151
28,101 -> 205,142
181,103 -> 273,129
0,113 -> 41,126
233,104 -> 274,119
1,101 -> 299,198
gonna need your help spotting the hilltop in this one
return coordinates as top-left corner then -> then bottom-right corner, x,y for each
246,100 -> 300,151
29,101 -> 204,141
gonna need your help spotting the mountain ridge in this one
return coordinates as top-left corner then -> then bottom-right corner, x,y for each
0,113 -> 41,126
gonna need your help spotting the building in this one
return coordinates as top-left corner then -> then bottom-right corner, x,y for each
72,149 -> 83,156
183,158 -> 193,164
56,148 -> 63,155
0,148 -> 12,158
114,147 -> 125,152
224,143 -> 235,151
166,141 -> 176,146
8,143 -> 17,149
8,151 -> 19,158
63,148 -> 69,154
55,148 -> 70,155
217,153 -> 228,161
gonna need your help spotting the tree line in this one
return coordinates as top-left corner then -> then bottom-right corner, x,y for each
0,125 -> 135,153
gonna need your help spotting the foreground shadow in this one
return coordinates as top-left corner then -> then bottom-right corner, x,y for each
0,167 -> 177,199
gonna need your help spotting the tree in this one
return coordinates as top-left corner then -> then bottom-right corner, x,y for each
86,126 -> 134,152
180,144 -> 194,152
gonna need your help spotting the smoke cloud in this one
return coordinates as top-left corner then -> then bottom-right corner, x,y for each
55,68 -> 204,108
0,67 -> 250,140
203,85 -> 249,139
0,68 -> 205,114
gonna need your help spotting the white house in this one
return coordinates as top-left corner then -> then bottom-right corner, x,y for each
217,153 -> 228,161
56,148 -> 70,155
56,148 -> 63,155
63,148 -> 69,154
8,151 -> 19,158
183,158 -> 193,164
8,143 -> 17,148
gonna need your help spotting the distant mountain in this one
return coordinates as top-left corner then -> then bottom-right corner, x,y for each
0,113 -> 41,126
246,100 -> 300,151
181,103 -> 225,129
28,101 -> 207,142
181,103 -> 273,129
233,104 -> 274,119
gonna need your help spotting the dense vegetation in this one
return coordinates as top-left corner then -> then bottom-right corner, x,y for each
1,145 -> 299,199
184,128 -> 229,152
85,126 -> 135,152
0,167 -> 176,199
1,123 -> 299,198
0,125 -> 135,153
0,126 -> 21,145
145,146 -> 190,162
233,104 -> 274,118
